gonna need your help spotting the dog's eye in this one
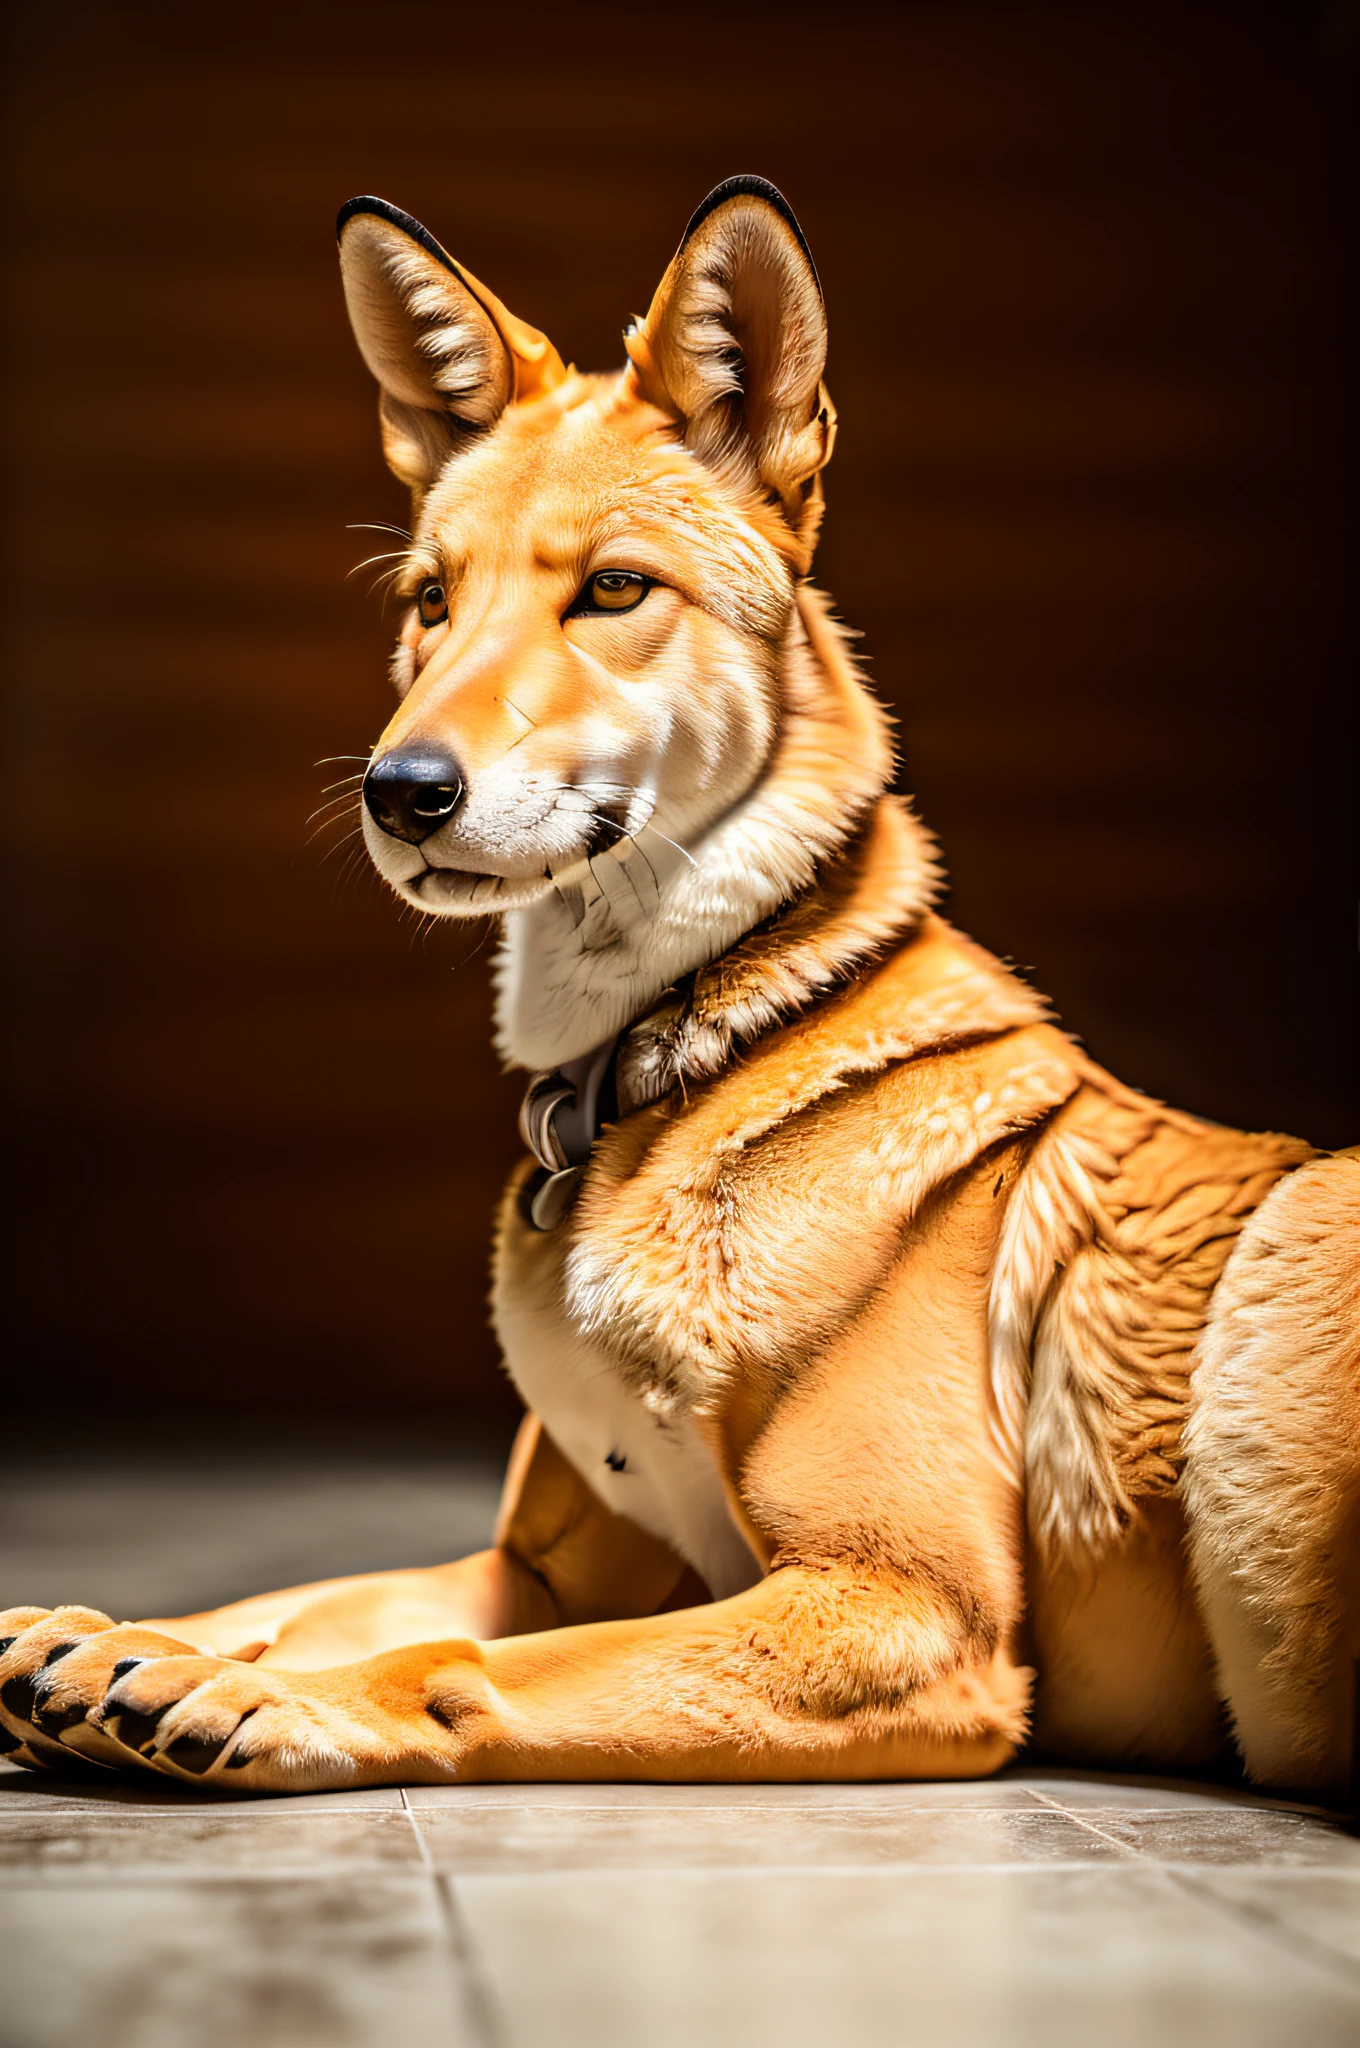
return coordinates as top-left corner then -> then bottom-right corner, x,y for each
417,580 -> 449,627
574,571 -> 650,616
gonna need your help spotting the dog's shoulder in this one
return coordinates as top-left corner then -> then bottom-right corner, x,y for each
564,918 -> 1082,1414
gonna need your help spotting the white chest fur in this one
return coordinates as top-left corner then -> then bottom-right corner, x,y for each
492,1228 -> 763,1603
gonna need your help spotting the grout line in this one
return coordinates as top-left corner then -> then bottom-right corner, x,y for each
397,1799 -> 1183,1816
0,1857 -> 1126,1887
1165,1869 -> 1360,1994
401,1858 -> 1126,1880
1163,1867 -> 1360,1990
1027,1788 -> 1360,1993
401,1788 -> 511,2048
1024,1789 -> 1142,1857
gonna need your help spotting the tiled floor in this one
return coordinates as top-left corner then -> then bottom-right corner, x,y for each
2,1454 -> 1357,2047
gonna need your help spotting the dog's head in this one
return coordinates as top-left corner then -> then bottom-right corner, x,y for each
338,179 -> 841,921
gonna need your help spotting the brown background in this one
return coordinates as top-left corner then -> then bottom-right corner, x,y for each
3,3 -> 1355,1437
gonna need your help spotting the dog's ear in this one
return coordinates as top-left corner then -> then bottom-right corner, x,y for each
337,197 -> 567,495
626,177 -> 836,535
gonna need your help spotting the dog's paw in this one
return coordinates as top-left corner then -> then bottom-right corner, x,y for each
2,1606 -> 477,1794
0,1606 -> 217,1777
0,1608 -> 105,1775
92,1655 -> 376,1792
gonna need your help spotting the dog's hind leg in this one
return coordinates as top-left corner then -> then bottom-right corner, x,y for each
1183,1150 -> 1360,1797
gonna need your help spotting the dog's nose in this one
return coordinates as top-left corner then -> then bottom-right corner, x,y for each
362,746 -> 466,845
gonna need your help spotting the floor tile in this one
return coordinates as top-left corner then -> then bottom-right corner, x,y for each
1093,1808 -> 1360,1868
415,1802 -> 1117,1872
0,1875 -> 467,2048
0,1764 -> 405,1813
1185,1869 -> 1360,1969
408,1773 -> 1056,1811
453,1864 -> 1360,2048
0,1806 -> 422,1877
1024,1768 -> 1331,1816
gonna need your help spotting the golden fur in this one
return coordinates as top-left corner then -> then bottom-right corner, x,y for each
2,180 -> 1354,1799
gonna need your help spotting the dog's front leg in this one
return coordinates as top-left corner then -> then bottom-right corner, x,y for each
126,1412 -> 696,1672
455,1561 -> 1031,1784
140,1548 -> 555,1669
1,1561 -> 1028,1791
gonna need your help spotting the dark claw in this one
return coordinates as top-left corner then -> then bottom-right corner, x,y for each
164,1729 -> 235,1775
33,1697 -> 91,1736
29,1644 -> 93,1733
104,1703 -> 171,1754
23,1734 -> 119,1782
220,1710 -> 258,1767
94,1661 -> 163,1751
1,1676 -> 39,1724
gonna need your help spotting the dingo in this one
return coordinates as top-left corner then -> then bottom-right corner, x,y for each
3,179 -> 1355,1799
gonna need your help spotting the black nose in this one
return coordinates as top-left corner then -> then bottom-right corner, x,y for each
362,746 -> 466,845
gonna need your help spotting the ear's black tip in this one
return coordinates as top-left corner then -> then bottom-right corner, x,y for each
680,175 -> 820,292
337,194 -> 388,240
335,196 -> 459,278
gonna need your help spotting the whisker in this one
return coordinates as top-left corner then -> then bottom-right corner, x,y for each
347,550 -> 411,579
315,754 -> 372,768
346,521 -> 412,540
635,823 -> 699,870
452,917 -> 495,972
331,842 -> 373,898
407,905 -> 443,949
318,825 -> 364,869
305,792 -> 362,831
619,832 -> 658,891
580,809 -> 626,837
306,814 -> 360,848
310,822 -> 361,857
573,804 -> 700,872
368,566 -> 409,597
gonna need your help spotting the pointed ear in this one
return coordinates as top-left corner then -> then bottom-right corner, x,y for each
337,197 -> 567,495
625,176 -> 836,537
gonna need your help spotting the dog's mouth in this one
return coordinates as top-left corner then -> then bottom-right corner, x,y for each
407,864 -> 499,899
403,864 -> 547,911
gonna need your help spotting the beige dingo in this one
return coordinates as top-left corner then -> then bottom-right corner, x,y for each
3,178 -> 1355,1799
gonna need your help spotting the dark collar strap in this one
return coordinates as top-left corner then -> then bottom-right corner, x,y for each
517,1034 -> 621,1232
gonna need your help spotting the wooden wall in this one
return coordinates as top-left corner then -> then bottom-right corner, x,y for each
4,3 -> 1355,1428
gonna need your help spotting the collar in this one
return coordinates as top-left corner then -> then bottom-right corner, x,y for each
515,795 -> 935,1231
518,1035 -> 622,1230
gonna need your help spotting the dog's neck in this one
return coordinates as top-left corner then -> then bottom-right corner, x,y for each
493,586 -> 938,1073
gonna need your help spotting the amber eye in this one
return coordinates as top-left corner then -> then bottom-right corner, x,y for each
575,571 -> 649,615
417,579 -> 448,627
